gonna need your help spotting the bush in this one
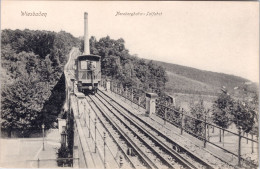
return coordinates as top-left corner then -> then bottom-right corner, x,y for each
184,100 -> 208,139
56,146 -> 72,167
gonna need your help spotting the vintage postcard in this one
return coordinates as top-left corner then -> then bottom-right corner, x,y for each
1,1 -> 259,168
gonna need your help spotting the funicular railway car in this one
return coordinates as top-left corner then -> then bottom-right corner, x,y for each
75,54 -> 101,94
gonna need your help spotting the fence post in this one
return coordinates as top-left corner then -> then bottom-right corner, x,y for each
104,132 -> 107,169
251,133 -> 254,153
164,108 -> 167,125
223,129 -> 225,147
138,97 -> 140,109
238,127 -> 242,167
95,117 -> 97,153
207,124 -> 210,141
125,88 -> 127,101
69,94 -> 71,116
110,82 -> 112,93
131,89 -> 134,103
219,128 -> 222,142
78,157 -> 80,168
247,133 -> 249,144
180,108 -> 184,135
204,115 -> 207,148
110,80 -> 114,92
119,155 -> 123,168
88,109 -> 91,138
84,103 -> 86,127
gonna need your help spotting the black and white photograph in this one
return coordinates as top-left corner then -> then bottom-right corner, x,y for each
0,1 -> 259,168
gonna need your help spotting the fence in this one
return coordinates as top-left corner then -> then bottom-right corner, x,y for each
101,78 -> 258,168
156,103 -> 258,167
0,158 -> 79,168
76,95 -> 124,169
101,79 -> 146,109
0,128 -> 53,138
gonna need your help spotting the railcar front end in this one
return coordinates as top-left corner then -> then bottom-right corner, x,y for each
75,55 -> 101,94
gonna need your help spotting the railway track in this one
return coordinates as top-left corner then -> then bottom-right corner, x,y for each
87,96 -> 158,169
86,97 -> 137,169
88,95 -> 178,169
96,90 -> 217,169
88,92 -> 204,169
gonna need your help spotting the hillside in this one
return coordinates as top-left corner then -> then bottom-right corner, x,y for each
166,71 -> 219,95
145,60 -> 253,96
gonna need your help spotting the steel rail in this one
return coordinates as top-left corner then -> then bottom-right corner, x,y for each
87,96 -> 137,168
94,94 -> 182,169
98,90 -> 216,169
86,97 -> 133,168
88,95 -> 158,169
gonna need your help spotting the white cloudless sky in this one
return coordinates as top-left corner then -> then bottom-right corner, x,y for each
1,1 -> 259,82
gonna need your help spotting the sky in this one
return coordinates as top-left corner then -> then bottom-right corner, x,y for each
1,1 -> 259,82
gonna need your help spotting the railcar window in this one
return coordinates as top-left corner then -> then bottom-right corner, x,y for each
88,61 -> 96,70
80,61 -> 88,69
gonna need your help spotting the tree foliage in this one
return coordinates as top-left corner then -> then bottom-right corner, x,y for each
212,93 -> 233,129
184,100 -> 208,138
56,146 -> 72,167
1,73 -> 50,133
230,100 -> 257,133
212,89 -> 258,134
89,35 -> 168,95
1,29 -> 81,135
1,30 -> 168,136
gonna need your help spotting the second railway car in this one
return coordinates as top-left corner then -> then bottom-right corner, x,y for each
75,54 -> 101,94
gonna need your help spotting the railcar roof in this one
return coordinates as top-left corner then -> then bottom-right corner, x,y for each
77,54 -> 101,60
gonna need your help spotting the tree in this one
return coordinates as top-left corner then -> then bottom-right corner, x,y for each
212,87 -> 258,145
1,73 -> 50,136
38,55 -> 54,82
56,146 -> 72,167
230,100 -> 257,133
1,29 -> 81,136
184,100 -> 208,139
89,35 -> 168,94
212,92 -> 233,143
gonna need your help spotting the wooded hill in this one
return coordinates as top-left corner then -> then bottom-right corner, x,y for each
146,60 -> 257,96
